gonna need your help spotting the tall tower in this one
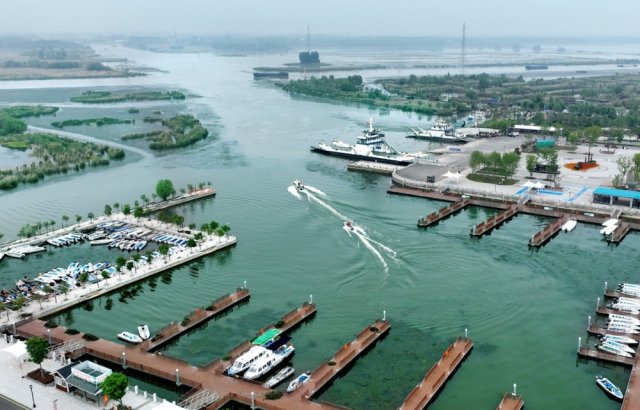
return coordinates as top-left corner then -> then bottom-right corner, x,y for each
460,22 -> 466,75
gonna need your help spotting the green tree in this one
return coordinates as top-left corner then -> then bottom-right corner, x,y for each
133,206 -> 144,218
584,125 -> 602,158
0,301 -> 9,321
101,270 -> 110,283
567,132 -> 579,148
174,214 -> 184,227
501,152 -> 520,177
62,215 -> 69,227
59,283 -> 69,300
26,337 -> 49,376
145,251 -> 153,263
158,244 -> 169,258
186,238 -> 196,248
526,154 -> 537,177
469,151 -> 485,173
113,203 -> 120,213
79,272 -> 89,285
75,214 -> 82,224
155,179 -> 175,201
125,261 -> 134,274
115,256 -> 127,272
616,156 -> 634,186
87,212 -> 94,220
122,204 -> 131,215
140,194 -> 149,205
104,204 -> 112,216
209,220 -> 219,231
100,372 -> 129,407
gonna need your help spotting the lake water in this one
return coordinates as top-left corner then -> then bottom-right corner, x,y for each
0,43 -> 637,409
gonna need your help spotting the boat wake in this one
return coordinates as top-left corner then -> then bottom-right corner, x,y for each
289,180 -> 396,272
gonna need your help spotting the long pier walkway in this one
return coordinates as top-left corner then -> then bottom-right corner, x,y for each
496,393 -> 524,410
143,288 -> 250,352
623,356 -> 640,410
528,215 -> 567,247
418,199 -> 471,228
577,346 -> 635,366
142,188 -> 216,214
471,204 -> 520,237
399,337 -> 474,410
292,319 -> 391,400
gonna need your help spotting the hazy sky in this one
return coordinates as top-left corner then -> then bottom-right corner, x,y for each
2,0 -> 639,38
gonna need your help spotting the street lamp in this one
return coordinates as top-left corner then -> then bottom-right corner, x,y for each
29,384 -> 36,408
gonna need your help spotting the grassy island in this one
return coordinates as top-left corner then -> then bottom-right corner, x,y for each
71,90 -> 186,104
0,105 -> 59,118
121,114 -> 208,150
52,118 -> 133,128
0,113 -> 125,190
278,73 -> 640,135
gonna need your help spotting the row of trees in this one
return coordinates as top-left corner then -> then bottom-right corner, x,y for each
469,150 -> 520,177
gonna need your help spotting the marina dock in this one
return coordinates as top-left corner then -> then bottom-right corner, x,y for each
142,188 -> 216,214
622,356 -> 640,410
605,289 -> 640,301
347,161 -> 403,175
528,215 -> 567,247
587,325 -> 640,342
292,319 -> 391,399
496,393 -> 524,410
607,221 -> 631,244
577,346 -> 635,366
418,198 -> 471,228
471,204 -> 520,237
143,288 -> 250,352
399,337 -> 474,410
596,305 -> 639,319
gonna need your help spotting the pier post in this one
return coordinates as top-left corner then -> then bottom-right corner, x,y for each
175,369 -> 180,386
604,281 -> 608,293
47,329 -> 51,345
243,280 -> 247,289
122,352 -> 127,369
513,383 -> 517,397
134,386 -> 138,395
383,310 -> 386,321
596,297 -> 600,310
465,328 -> 468,339
578,337 -> 582,352
153,393 -> 156,403
588,316 -> 591,329
310,294 -> 313,304
250,392 -> 255,410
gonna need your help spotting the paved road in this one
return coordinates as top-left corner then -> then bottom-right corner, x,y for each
0,396 -> 28,410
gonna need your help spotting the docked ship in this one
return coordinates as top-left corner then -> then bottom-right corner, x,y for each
525,64 -> 548,70
407,121 -> 471,143
253,71 -> 289,79
311,119 -> 417,165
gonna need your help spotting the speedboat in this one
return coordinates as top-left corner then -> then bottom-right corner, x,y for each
601,335 -> 638,345
595,376 -> 624,401
263,366 -> 295,389
561,219 -> 577,232
117,331 -> 143,344
601,224 -> 618,236
311,118 -> 417,166
602,339 -> 636,355
287,371 -> 311,393
293,180 -> 305,192
597,341 -> 634,357
607,324 -> 640,334
137,324 -> 151,340
227,346 -> 269,376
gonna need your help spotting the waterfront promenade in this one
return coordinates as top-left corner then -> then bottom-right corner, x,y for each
0,213 -> 236,326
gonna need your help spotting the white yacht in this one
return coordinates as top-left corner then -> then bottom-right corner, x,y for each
408,120 -> 471,143
227,346 -> 269,376
311,118 -> 416,165
244,344 -> 295,380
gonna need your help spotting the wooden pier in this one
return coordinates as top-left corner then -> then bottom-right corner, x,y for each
608,222 -> 632,244
605,289 -> 640,301
292,319 -> 391,399
577,346 -> 635,366
418,198 -> 471,228
347,161 -> 402,175
587,325 -> 640,342
622,356 -> 640,410
496,393 -> 524,410
142,288 -> 250,352
528,215 -> 567,247
142,188 -> 216,214
398,337 -> 474,410
471,204 -> 520,237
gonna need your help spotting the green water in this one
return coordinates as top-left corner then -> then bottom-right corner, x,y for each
0,46 -> 635,409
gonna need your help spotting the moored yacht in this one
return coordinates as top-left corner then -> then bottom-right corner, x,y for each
311,118 -> 416,165
595,376 -> 624,401
287,371 -> 311,393
118,331 -> 143,344
408,120 -> 470,143
263,366 -> 295,389
227,346 -> 269,376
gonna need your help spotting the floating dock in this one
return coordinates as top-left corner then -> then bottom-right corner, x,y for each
605,289 -> 640,301
587,325 -> 640,342
347,161 -> 403,175
577,346 -> 635,366
622,356 -> 640,410
496,393 -> 524,410
596,305 -> 639,319
143,288 -> 250,352
528,215 -> 567,247
471,204 -> 520,237
292,319 -> 391,399
398,337 -> 474,409
418,198 -> 471,228
608,222 -> 631,244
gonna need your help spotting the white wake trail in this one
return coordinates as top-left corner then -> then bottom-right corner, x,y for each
287,185 -> 302,200
353,230 -> 388,272
304,185 -> 328,198
306,191 -> 347,220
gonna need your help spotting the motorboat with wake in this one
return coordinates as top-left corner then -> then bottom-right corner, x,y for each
138,324 -> 151,340
595,376 -> 624,401
117,331 -> 143,344
407,120 -> 471,143
287,371 -> 311,393
293,180 -> 305,192
343,220 -> 366,236
263,366 -> 295,388
311,118 -> 417,166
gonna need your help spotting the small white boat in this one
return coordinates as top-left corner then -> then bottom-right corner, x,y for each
597,342 -> 633,357
561,219 -> 577,232
293,180 -> 305,192
263,366 -> 295,389
602,335 -> 638,345
601,224 -> 618,236
91,239 -> 113,246
603,218 -> 619,227
602,339 -> 636,354
596,376 -> 624,401
607,324 -> 640,334
287,371 -> 311,393
137,324 -> 151,340
117,331 -> 143,344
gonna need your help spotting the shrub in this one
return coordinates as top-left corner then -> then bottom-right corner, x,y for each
65,328 -> 80,335
274,320 -> 285,329
328,361 -> 336,366
82,333 -> 99,341
180,317 -> 190,327
44,321 -> 58,329
265,390 -> 282,400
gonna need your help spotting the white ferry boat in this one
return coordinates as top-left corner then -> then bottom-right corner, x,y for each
408,120 -> 471,143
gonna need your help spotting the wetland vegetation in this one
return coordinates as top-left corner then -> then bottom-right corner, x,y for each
70,90 -> 185,104
121,114 -> 208,150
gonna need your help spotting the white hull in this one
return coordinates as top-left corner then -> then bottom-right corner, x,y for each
118,331 -> 143,344
263,366 -> 295,389
138,324 -> 151,340
601,224 -> 618,236
561,220 -> 577,232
